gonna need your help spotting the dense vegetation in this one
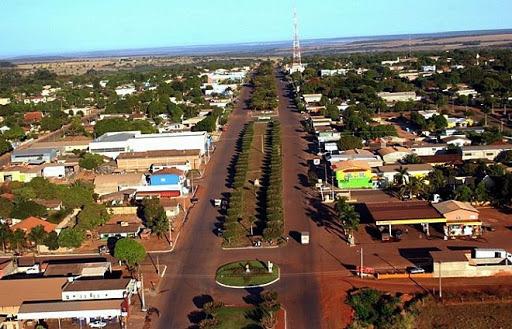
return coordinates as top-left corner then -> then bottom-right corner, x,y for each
250,61 -> 277,112
223,123 -> 255,244
262,121 -> 284,241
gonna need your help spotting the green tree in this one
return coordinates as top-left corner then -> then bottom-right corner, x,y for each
335,197 -> 360,245
0,197 -> 13,218
337,135 -> 363,151
455,185 -> 473,202
77,203 -> 110,230
9,229 -> 26,252
0,224 -> 12,253
142,198 -> 169,238
44,231 -> 60,250
10,199 -> 47,219
28,225 -> 48,246
402,153 -> 422,164
58,228 -> 85,248
0,138 -> 12,155
114,238 -> 147,269
79,153 -> 104,170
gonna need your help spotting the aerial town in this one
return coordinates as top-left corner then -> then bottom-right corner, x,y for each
1,2 -> 512,329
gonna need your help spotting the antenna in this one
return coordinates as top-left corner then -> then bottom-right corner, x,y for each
292,6 -> 302,67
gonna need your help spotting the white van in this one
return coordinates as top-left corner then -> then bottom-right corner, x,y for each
301,232 -> 310,245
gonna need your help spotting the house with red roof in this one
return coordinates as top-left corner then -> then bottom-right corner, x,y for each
11,216 -> 57,234
23,111 -> 43,123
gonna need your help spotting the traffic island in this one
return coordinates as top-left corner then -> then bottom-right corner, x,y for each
215,260 -> 280,288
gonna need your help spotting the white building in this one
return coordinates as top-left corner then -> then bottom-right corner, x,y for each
0,98 -> 10,106
303,94 -> 322,104
326,149 -> 383,167
115,85 -> 136,97
378,91 -> 418,103
320,69 -> 348,77
456,89 -> 478,97
62,278 -> 137,301
410,144 -> 448,156
461,145 -> 512,161
422,65 -> 436,73
67,107 -> 94,116
89,131 -> 211,159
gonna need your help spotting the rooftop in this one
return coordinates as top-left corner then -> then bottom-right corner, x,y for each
433,200 -> 479,214
12,148 -> 57,157
418,154 -> 462,164
377,146 -> 410,156
366,201 -> 443,222
62,278 -> 132,292
11,216 -> 57,233
0,277 -> 67,307
430,250 -> 469,263
332,160 -> 371,172
18,299 -> 122,315
116,149 -> 201,159
377,163 -> 433,173
94,173 -> 144,186
152,167 -> 184,176
94,132 -> 139,143
97,223 -> 142,234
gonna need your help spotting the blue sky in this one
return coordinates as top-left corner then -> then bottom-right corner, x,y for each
0,0 -> 511,58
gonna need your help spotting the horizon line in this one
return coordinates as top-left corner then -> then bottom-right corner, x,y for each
3,27 -> 512,62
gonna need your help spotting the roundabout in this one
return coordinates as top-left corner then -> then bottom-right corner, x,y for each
215,260 -> 280,288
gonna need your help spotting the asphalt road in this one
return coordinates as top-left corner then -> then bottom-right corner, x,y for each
151,71 -> 324,328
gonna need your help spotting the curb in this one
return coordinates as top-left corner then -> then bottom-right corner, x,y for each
215,268 -> 280,289
221,244 -> 281,251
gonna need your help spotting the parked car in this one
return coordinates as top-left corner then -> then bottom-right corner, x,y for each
381,232 -> 390,242
394,229 -> 403,240
98,245 -> 109,255
89,320 -> 107,328
407,266 -> 425,274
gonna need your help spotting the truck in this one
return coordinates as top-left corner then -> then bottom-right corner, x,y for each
300,231 -> 310,245
472,248 -> 512,264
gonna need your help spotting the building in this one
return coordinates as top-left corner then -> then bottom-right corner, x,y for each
377,91 -> 418,103
117,149 -> 201,171
319,69 -> 347,77
366,201 -> 445,237
441,135 -> 472,147
89,131 -> 211,159
332,160 -> 375,189
377,146 -> 411,164
43,262 -> 111,278
11,148 -> 58,164
376,163 -> 433,185
418,154 -> 463,166
422,65 -> 436,72
326,149 -> 383,167
94,173 -> 145,196
455,89 -> 478,97
159,198 -> 181,218
446,116 -> 473,128
11,216 -> 57,233
66,107 -> 94,116
433,200 -> 481,238
98,222 -> 143,239
114,85 -> 136,97
302,94 -> 322,104
33,199 -> 62,211
0,166 -> 41,183
17,300 -> 126,326
0,277 -> 67,317
23,111 -> 43,123
431,250 -> 512,278
410,144 -> 448,157
31,138 -> 92,153
0,98 -> 11,106
62,278 -> 136,301
461,144 -> 512,161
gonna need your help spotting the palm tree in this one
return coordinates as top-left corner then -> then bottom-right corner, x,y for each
9,229 -> 26,253
335,197 -> 360,245
28,225 -> 47,249
403,176 -> 427,200
0,224 -> 12,253
393,166 -> 410,186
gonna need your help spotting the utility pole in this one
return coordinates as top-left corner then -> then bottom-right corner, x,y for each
156,255 -> 160,275
140,273 -> 147,311
360,247 -> 364,278
438,261 -> 442,298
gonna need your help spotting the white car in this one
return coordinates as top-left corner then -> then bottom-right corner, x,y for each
89,321 -> 107,328
407,266 -> 425,274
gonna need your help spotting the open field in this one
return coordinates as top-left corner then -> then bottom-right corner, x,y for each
415,299 -> 512,329
216,306 -> 260,329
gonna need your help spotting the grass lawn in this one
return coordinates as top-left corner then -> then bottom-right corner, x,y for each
216,306 -> 261,329
216,260 -> 279,287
